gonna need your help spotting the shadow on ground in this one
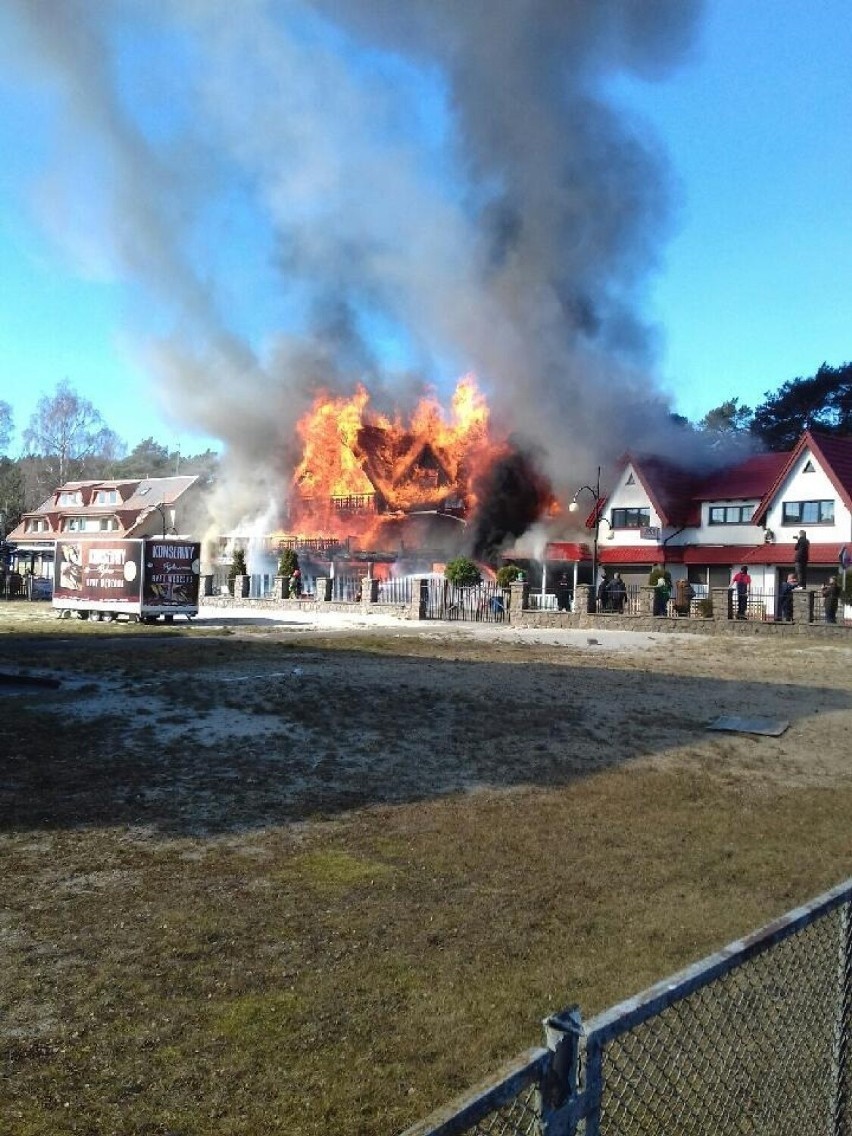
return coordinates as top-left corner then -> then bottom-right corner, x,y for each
1,631 -> 849,835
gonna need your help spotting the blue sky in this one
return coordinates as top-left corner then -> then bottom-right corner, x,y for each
0,1 -> 850,464
616,0 -> 852,424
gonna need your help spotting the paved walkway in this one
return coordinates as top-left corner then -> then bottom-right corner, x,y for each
193,605 -> 704,652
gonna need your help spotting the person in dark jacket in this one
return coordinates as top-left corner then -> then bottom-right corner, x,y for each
608,573 -> 628,614
556,573 -> 571,612
779,573 -> 797,621
822,576 -> 840,623
794,530 -> 810,587
597,574 -> 610,613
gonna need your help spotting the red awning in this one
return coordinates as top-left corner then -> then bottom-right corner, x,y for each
544,541 -> 592,561
742,542 -> 848,566
678,543 -> 849,567
598,546 -> 683,565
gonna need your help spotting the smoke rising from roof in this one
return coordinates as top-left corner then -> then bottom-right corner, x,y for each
1,0 -> 707,531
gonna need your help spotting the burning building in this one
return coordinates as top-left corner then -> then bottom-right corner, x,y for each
270,374 -> 556,575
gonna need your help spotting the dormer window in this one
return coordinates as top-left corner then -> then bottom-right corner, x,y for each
94,489 -> 118,505
625,473 -> 635,485
802,460 -> 815,473
57,491 -> 82,506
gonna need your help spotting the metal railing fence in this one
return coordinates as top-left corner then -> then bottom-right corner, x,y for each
331,574 -> 363,603
403,878 -> 852,1136
729,587 -> 775,622
377,576 -> 415,605
421,579 -> 508,623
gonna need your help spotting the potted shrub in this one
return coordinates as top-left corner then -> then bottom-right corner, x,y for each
228,548 -> 249,598
444,557 -> 482,588
496,565 -> 521,589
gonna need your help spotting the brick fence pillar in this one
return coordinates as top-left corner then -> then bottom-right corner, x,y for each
792,587 -> 815,624
361,577 -> 379,606
315,577 -> 331,602
711,587 -> 732,621
574,583 -> 591,615
509,580 -> 529,615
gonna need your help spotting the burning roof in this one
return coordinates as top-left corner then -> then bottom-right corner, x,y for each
287,374 -> 554,558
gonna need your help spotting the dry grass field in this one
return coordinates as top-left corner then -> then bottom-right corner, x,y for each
1,603 -> 852,1135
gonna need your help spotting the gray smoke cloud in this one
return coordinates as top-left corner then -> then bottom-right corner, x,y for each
1,0 -> 707,532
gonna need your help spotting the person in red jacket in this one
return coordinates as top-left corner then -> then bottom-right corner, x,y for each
731,565 -> 751,620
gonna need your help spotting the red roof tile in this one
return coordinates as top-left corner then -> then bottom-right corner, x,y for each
626,454 -> 700,527
544,541 -> 592,561
681,543 -> 850,566
693,451 -> 789,501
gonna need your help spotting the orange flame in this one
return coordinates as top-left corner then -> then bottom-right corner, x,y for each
288,374 -> 507,547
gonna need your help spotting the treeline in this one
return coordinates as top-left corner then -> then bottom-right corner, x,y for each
0,380 -> 218,534
696,361 -> 852,449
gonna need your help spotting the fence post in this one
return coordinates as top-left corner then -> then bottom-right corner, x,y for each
832,898 -> 852,1134
574,583 -> 591,615
509,580 -> 529,615
539,1007 -> 583,1135
361,577 -> 379,606
711,587 -> 731,621
793,587 -> 815,624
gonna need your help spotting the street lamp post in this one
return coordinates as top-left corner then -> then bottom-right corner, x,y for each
152,502 -> 176,538
568,466 -> 602,603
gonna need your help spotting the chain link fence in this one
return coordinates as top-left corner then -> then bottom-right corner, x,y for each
403,879 -> 852,1136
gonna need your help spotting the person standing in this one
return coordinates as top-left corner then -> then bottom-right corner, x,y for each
608,572 -> 627,614
674,577 -> 695,616
794,530 -> 810,587
822,575 -> 840,623
731,565 -> 751,620
779,573 -> 797,622
556,573 -> 571,612
652,575 -> 671,616
597,573 -> 610,613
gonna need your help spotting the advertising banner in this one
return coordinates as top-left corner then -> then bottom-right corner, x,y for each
143,541 -> 201,608
53,540 -> 143,603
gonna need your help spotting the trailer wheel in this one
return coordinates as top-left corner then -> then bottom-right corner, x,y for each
76,611 -> 89,620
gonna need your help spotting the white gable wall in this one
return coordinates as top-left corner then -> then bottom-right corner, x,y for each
763,448 -> 852,542
601,464 -> 664,548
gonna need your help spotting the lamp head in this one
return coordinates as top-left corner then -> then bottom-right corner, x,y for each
568,500 -> 579,513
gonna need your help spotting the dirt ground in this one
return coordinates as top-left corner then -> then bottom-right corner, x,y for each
5,604 -> 852,811
1,602 -> 852,1134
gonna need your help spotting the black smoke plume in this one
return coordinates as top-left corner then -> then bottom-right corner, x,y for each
471,446 -> 555,565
